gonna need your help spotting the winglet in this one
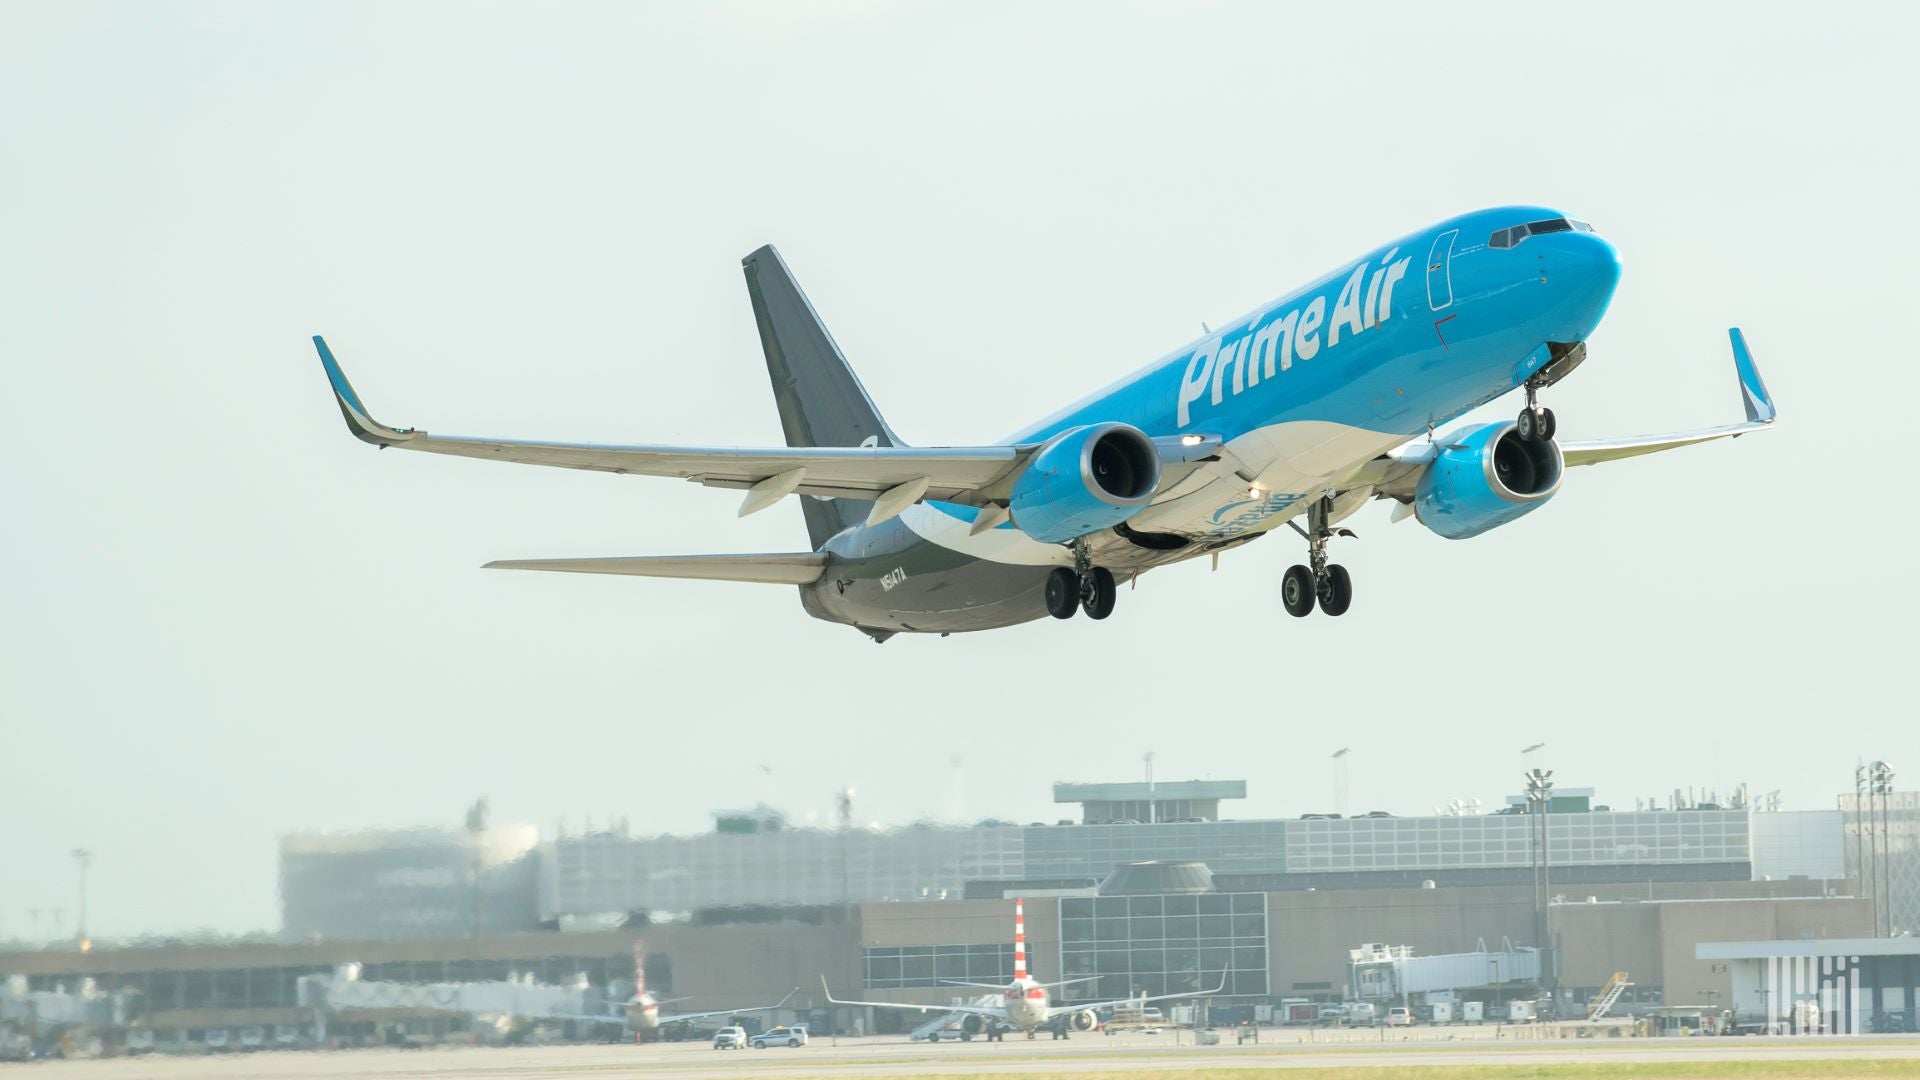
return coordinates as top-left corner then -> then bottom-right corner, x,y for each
1728,328 -> 1776,424
313,335 -> 414,447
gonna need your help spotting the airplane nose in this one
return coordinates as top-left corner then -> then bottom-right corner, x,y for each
1547,233 -> 1620,341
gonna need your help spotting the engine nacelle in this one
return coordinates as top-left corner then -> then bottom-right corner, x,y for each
961,1014 -> 986,1035
1068,1009 -> 1099,1032
1009,423 -> 1160,543
1414,421 -> 1562,540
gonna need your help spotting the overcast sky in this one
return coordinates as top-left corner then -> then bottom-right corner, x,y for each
3,2 -> 1914,939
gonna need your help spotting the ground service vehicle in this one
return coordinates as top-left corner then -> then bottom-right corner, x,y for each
712,1026 -> 746,1049
750,1025 -> 808,1048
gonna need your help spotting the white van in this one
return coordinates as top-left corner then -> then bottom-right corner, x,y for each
203,1028 -> 231,1053
1386,1006 -> 1413,1027
1343,1002 -> 1377,1025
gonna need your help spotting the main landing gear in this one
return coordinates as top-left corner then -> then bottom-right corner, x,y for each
1515,376 -> 1557,442
1283,496 -> 1354,618
1045,540 -> 1117,621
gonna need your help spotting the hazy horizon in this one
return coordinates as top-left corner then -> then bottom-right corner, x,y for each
4,1 -> 1913,941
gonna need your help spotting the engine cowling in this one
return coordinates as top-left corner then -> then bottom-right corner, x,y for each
961,1014 -> 986,1035
1068,1009 -> 1099,1032
1009,423 -> 1160,543
1414,421 -> 1562,539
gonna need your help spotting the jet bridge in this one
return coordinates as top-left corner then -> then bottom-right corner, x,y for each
1348,941 -> 1542,1001
297,964 -> 619,1042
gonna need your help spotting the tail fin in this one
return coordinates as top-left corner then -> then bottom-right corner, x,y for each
1013,898 -> 1027,980
742,246 -> 903,548
633,941 -> 646,996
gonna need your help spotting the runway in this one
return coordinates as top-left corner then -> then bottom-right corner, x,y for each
26,1032 -> 1920,1079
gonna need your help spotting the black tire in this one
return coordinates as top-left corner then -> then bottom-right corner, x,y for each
1083,567 -> 1117,620
788,1039 -> 799,1047
927,1033 -> 939,1043
1515,407 -> 1536,441
1538,407 -> 1557,441
1282,564 -> 1316,617
1320,564 -> 1353,617
1044,567 -> 1078,619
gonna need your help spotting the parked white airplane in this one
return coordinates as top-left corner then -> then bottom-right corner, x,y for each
822,899 -> 1223,1038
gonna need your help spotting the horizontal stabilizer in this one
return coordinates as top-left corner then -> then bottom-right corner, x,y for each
483,553 -> 827,585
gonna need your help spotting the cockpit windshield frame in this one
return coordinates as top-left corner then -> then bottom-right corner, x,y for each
1489,217 -> 1593,249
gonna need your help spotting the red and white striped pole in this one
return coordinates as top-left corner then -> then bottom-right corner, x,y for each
1013,898 -> 1027,981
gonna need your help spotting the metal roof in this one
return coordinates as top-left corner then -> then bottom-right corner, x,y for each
1053,780 -> 1247,803
1696,938 -> 1920,960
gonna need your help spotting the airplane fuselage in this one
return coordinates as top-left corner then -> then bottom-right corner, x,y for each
802,206 -> 1621,635
1003,980 -> 1050,1030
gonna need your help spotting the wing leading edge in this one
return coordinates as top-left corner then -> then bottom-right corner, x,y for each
484,553 -> 826,585
313,336 -> 1221,525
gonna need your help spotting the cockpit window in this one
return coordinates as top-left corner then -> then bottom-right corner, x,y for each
1489,217 -> 1593,248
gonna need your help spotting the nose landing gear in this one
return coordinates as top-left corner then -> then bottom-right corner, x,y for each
1516,376 -> 1557,442
1283,497 -> 1355,617
1044,541 -> 1118,621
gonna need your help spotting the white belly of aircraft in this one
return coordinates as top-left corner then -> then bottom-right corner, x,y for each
899,419 -> 1403,572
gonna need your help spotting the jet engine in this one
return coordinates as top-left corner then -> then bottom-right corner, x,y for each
961,1014 -> 986,1036
1009,423 -> 1160,543
1068,1009 -> 1099,1032
1413,421 -> 1562,539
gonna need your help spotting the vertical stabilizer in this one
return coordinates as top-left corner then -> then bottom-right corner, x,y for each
1013,898 -> 1028,980
742,246 -> 903,547
632,941 -> 646,997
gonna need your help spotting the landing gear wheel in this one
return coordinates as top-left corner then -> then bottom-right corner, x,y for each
1082,567 -> 1117,620
1318,564 -> 1353,617
1515,407 -> 1537,441
1537,407 -> 1557,441
1044,567 -> 1078,620
1282,564 -> 1316,617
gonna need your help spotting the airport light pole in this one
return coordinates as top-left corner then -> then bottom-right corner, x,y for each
1144,752 -> 1155,824
1871,762 -> 1896,936
70,848 -> 92,947
837,787 -> 855,907
1855,764 -> 1876,936
1525,768 -> 1554,988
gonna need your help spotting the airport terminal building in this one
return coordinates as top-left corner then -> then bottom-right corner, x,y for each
4,777 -> 1910,1049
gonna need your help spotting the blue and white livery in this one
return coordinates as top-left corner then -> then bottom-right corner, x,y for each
313,207 -> 1775,640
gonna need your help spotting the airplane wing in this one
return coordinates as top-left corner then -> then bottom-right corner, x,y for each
313,337 -> 1221,523
1356,327 -> 1776,500
818,978 -> 1008,1021
1558,328 -> 1776,467
659,988 -> 797,1026
481,553 -> 827,584
1046,972 -> 1229,1018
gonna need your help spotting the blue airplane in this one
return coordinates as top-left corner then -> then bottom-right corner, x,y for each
314,206 -> 1774,641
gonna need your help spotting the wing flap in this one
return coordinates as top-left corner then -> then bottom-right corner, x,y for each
483,553 -> 827,585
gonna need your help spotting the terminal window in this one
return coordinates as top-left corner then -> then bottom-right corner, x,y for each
863,944 -> 1015,989
1058,893 -> 1268,1000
